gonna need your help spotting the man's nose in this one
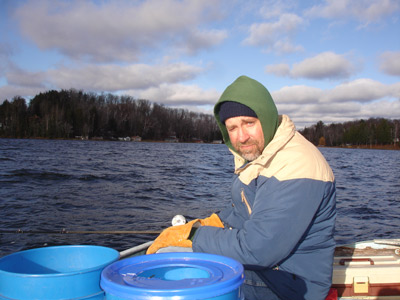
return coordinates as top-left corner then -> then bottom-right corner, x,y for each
238,127 -> 250,143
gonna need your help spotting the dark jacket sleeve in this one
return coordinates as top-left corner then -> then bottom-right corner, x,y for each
193,176 -> 335,269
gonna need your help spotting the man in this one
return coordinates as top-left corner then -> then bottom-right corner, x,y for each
148,75 -> 336,300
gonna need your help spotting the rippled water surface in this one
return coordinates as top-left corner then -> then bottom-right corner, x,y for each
1,139 -> 399,257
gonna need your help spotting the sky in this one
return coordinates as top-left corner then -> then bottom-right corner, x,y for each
0,0 -> 399,128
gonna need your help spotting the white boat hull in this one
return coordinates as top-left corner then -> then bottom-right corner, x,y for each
332,239 -> 400,300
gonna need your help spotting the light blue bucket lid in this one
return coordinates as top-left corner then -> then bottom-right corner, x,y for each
101,252 -> 244,300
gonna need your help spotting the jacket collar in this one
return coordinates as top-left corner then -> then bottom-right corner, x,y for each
232,115 -> 296,174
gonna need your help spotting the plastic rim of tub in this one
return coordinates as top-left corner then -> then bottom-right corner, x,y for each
101,252 -> 244,300
0,245 -> 120,300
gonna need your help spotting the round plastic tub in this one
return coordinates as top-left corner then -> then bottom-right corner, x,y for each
101,252 -> 244,300
0,245 -> 119,300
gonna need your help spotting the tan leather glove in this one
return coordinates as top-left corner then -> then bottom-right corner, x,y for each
198,213 -> 224,227
146,214 -> 224,254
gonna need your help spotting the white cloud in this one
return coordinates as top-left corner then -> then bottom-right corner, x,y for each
280,97 -> 400,129
379,51 -> 400,76
0,62 -> 206,101
269,79 -> 399,128
306,0 -> 400,24
259,0 -> 297,19
322,78 -> 394,103
359,99 -> 400,118
265,63 -> 291,77
272,85 -> 323,104
0,43 -> 14,60
0,43 -> 15,78
271,39 -> 304,55
276,100 -> 366,128
390,82 -> 400,98
243,13 -> 305,54
291,52 -> 356,79
0,85 -> 43,101
181,29 -> 228,56
46,62 -> 204,91
14,0 -> 227,62
266,52 -> 356,80
6,66 -> 46,88
130,83 -> 220,106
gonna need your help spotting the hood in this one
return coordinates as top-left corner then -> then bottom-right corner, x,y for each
214,75 -> 279,153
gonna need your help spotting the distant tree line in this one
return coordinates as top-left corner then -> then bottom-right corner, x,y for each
0,89 -> 222,142
1,89 -> 399,148
300,119 -> 400,147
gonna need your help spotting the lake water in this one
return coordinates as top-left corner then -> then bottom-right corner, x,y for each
0,138 -> 399,257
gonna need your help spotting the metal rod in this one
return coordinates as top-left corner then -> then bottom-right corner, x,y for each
0,229 -> 162,235
119,241 -> 154,259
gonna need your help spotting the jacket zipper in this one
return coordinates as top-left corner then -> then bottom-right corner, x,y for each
241,189 -> 252,215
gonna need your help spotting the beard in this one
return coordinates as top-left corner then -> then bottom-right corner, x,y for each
234,139 -> 264,161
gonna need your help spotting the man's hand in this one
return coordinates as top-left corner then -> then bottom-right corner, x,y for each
198,213 -> 224,227
146,214 -> 223,254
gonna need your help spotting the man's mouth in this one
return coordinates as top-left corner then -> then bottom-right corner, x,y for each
239,144 -> 255,151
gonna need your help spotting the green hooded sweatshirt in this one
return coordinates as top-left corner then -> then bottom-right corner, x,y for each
214,75 -> 279,153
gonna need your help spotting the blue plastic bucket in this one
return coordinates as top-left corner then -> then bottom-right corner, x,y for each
101,252 -> 244,300
0,245 -> 119,300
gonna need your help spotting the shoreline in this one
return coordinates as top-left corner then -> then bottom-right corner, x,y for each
1,137 -> 399,150
318,144 -> 400,151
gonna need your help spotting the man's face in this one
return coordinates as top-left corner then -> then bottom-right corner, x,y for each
225,116 -> 265,161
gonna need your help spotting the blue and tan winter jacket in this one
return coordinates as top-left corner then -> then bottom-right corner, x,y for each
193,76 -> 336,300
